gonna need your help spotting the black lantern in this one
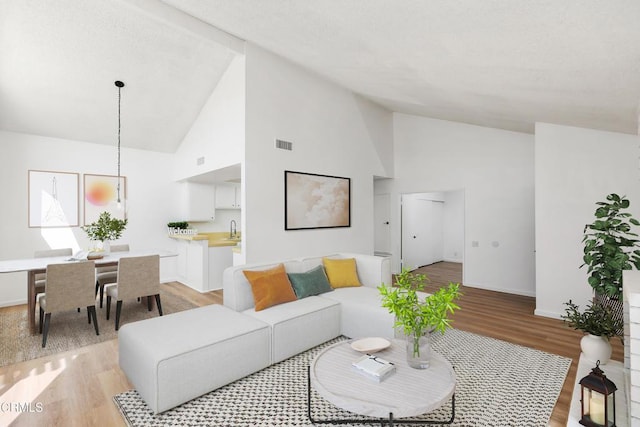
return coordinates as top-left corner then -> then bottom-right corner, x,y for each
579,360 -> 617,427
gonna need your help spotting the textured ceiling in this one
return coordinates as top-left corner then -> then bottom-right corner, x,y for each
1,1 -> 639,155
0,0 -> 238,152
164,0 -> 640,135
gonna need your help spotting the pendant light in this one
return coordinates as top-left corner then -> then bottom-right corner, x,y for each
115,80 -> 124,209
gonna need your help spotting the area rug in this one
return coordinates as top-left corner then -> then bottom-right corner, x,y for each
113,329 -> 571,427
0,286 -> 196,367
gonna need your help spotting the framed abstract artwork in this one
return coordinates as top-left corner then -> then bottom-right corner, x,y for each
83,173 -> 127,224
28,170 -> 80,228
285,170 -> 351,230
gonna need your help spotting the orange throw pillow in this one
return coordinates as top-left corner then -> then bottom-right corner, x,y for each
243,264 -> 297,311
322,258 -> 362,288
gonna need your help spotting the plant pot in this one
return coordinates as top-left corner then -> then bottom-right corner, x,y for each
580,334 -> 612,365
406,332 -> 431,369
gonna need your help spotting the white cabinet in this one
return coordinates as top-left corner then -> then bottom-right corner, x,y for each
175,239 -> 207,291
175,240 -> 232,292
215,183 -> 241,209
181,182 -> 215,221
208,246 -> 233,290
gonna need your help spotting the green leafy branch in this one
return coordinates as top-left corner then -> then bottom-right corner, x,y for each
82,211 -> 127,241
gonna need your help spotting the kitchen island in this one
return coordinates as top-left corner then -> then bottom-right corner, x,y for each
169,232 -> 239,292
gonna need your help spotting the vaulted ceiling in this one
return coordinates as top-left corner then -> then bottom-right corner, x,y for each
2,0 -> 639,153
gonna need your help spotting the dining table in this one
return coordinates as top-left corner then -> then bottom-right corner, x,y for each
0,249 -> 177,332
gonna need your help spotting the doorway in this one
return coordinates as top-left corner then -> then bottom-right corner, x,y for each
400,191 -> 464,274
374,193 -> 391,256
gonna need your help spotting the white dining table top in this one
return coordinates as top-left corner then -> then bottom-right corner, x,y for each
0,249 -> 177,273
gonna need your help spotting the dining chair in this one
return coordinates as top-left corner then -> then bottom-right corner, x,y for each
38,261 -> 98,347
105,255 -> 163,331
95,244 -> 130,308
33,248 -> 73,314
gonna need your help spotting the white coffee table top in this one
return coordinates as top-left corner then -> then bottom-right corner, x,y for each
310,339 -> 456,419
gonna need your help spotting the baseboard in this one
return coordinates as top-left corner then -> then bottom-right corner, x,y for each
443,258 -> 462,263
533,309 -> 563,320
464,282 -> 536,298
0,298 -> 27,308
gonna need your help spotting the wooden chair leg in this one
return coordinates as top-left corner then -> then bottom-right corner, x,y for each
39,307 -> 43,334
87,308 -> 91,324
115,300 -> 123,331
77,307 -> 80,313
106,296 -> 111,320
42,313 -> 51,348
88,306 -> 99,335
155,294 -> 163,316
147,296 -> 152,311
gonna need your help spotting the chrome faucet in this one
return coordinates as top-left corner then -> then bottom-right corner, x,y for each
230,220 -> 237,239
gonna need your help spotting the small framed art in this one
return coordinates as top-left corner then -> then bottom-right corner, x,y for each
28,170 -> 80,228
84,173 -> 126,224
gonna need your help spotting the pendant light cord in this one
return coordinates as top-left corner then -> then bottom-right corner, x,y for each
115,80 -> 124,204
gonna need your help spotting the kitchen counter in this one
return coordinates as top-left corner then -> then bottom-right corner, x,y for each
169,231 -> 240,247
171,232 -> 239,292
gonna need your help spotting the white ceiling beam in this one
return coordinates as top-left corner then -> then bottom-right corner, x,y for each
119,0 -> 245,54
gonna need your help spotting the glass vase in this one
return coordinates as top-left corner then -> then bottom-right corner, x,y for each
406,331 -> 431,369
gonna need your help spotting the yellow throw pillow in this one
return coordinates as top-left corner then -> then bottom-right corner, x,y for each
322,258 -> 362,288
243,264 -> 297,311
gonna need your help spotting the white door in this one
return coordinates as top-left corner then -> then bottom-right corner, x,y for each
423,199 -> 444,265
374,194 -> 391,254
401,195 -> 444,270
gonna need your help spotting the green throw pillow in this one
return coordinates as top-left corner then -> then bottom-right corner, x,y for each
288,265 -> 333,299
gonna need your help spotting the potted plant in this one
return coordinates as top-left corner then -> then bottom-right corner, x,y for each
378,269 -> 461,369
582,193 -> 640,299
167,221 -> 189,230
562,300 -> 622,364
82,211 -> 127,252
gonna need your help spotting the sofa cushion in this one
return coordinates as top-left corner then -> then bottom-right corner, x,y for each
288,265 -> 333,299
243,264 -> 297,311
323,257 -> 362,288
118,305 -> 271,413
243,296 -> 341,363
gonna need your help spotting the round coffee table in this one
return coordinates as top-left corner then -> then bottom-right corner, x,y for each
308,339 -> 456,425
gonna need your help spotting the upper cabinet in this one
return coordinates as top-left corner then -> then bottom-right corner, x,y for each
215,183 -> 241,209
181,182 -> 216,221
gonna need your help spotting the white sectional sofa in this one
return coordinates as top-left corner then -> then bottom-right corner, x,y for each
120,253 -> 395,414
223,253 -> 395,362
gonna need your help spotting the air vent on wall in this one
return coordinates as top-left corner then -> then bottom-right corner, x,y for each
275,139 -> 293,151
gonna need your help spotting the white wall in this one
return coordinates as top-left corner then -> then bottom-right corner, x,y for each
173,55 -> 245,181
443,190 -> 465,263
0,130 -> 180,306
535,122 -> 640,318
190,209 -> 241,233
243,43 -> 393,263
392,114 -> 536,296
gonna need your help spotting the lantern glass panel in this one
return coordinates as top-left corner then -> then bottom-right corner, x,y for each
589,390 -> 605,425
582,387 -> 591,419
606,393 -> 614,426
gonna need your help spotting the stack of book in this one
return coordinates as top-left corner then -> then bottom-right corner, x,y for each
351,354 -> 396,382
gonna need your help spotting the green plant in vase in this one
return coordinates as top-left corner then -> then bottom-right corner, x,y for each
582,193 -> 640,299
82,211 -> 127,251
378,268 -> 461,368
562,300 -> 622,364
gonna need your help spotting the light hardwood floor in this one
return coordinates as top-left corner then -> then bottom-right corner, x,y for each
0,265 -> 622,426
414,261 -> 623,427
